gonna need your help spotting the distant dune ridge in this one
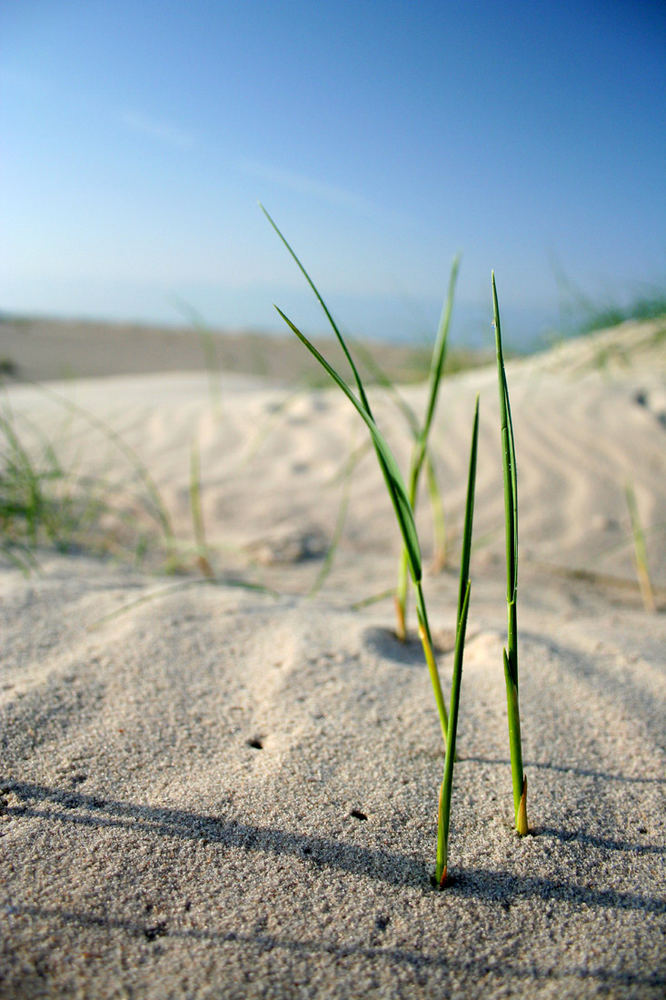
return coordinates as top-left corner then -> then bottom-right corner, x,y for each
1,316 -> 664,998
0,314 -> 487,386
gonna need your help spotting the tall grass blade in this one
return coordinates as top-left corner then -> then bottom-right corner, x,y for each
625,481 -> 656,612
263,200 -> 425,575
260,204 -> 373,414
27,381 -> 177,563
425,452 -> 448,570
189,437 -> 214,578
422,256 -> 461,442
435,396 -> 479,886
492,272 -> 528,835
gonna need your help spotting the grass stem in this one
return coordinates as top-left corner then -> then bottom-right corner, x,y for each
492,272 -> 528,836
435,395 -> 479,886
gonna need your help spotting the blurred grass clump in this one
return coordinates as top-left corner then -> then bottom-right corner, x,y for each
0,404 -> 105,571
553,266 -> 666,336
0,391 -> 179,574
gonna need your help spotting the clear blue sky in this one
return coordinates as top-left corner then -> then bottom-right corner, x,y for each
2,0 -> 665,348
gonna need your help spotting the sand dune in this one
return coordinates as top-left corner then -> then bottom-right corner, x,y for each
1,319 -> 664,998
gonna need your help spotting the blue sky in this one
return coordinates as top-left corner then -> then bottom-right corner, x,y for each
1,0 -> 665,348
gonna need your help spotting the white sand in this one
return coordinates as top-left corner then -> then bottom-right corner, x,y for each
1,320 -> 665,998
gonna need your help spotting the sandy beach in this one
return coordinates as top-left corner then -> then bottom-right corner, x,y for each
1,317 -> 664,998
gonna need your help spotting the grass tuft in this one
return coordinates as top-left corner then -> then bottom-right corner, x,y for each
0,383 -> 217,577
265,207 -> 488,878
0,401 -> 106,570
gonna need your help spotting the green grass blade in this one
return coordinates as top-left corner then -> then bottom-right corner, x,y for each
415,582 -> 449,744
435,578 -> 471,887
492,272 -> 518,604
435,396 -> 479,886
492,272 -> 527,835
425,453 -> 447,570
260,204 -> 373,416
410,255 -> 460,489
422,255 -> 460,441
457,396 -> 479,620
503,643 -> 526,828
